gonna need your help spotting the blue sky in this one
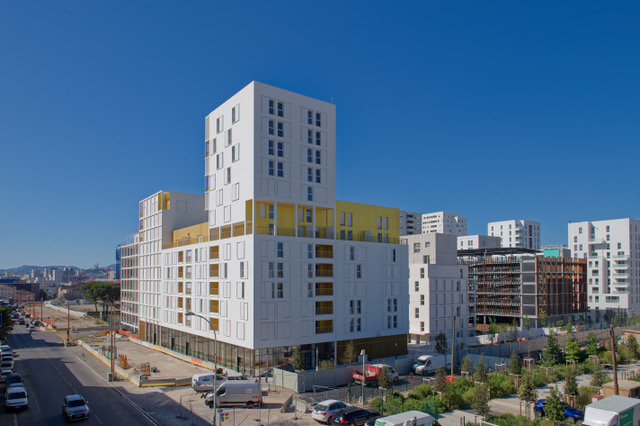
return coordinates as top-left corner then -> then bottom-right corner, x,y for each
1,1 -> 639,269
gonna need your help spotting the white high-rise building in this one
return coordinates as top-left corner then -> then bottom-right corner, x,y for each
402,233 -> 473,346
568,218 -> 640,317
488,219 -> 541,250
400,211 -> 422,236
421,211 -> 467,236
120,82 -> 408,374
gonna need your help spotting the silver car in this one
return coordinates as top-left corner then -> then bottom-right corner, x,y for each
5,385 -> 28,410
312,399 -> 351,424
62,394 -> 90,421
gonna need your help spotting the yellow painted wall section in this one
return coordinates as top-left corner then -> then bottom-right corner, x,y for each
172,222 -> 208,243
336,200 -> 400,239
315,207 -> 334,227
254,201 -> 274,230
277,203 -> 295,230
245,200 -> 253,221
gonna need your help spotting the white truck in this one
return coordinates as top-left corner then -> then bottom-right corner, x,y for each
375,410 -> 438,426
412,354 -> 448,376
583,395 -> 640,426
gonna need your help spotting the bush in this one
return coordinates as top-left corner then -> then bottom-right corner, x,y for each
408,384 -> 433,400
576,386 -> 598,410
370,397 -> 383,413
490,374 -> 516,399
487,413 -> 535,426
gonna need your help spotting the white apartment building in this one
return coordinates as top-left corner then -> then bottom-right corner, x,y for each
400,211 -> 422,236
488,220 -> 541,250
457,235 -> 501,250
401,233 -> 473,346
568,218 -> 640,317
421,211 -> 467,236
120,82 -> 408,374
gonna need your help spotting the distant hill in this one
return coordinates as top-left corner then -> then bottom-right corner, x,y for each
0,264 -> 117,276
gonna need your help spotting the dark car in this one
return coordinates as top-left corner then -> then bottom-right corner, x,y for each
18,319 -> 25,325
5,373 -> 22,389
535,399 -> 584,422
333,407 -> 380,425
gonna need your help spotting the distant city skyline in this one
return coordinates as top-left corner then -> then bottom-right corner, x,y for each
1,1 -> 639,269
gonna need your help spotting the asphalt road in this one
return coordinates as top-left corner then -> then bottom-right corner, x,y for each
1,325 -> 156,426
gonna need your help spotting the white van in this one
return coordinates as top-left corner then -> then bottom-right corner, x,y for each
375,411 -> 438,426
191,372 -> 248,392
204,381 -> 261,407
412,355 -> 446,375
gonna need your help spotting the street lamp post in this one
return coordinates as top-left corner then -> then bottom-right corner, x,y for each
360,349 -> 366,404
186,310 -> 218,426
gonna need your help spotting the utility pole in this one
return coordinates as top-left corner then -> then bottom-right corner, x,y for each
451,315 -> 456,377
110,303 -> 116,381
610,325 -> 619,395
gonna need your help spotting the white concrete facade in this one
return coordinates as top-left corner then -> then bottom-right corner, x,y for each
402,233 -> 473,345
488,219 -> 541,250
121,82 -> 408,370
421,211 -> 467,236
568,218 -> 640,316
457,234 -> 501,250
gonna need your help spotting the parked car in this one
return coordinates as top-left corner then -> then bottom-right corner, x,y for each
18,319 -> 25,325
312,399 -> 351,424
203,381 -> 261,408
0,345 -> 11,354
5,385 -> 28,410
5,373 -> 22,389
28,325 -> 35,332
0,359 -> 14,370
333,407 -> 380,425
0,368 -> 14,382
535,399 -> 584,422
1,352 -> 13,361
62,394 -> 90,421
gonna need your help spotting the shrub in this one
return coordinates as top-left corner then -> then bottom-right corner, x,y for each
370,397 -> 384,413
490,374 -> 516,398
576,386 -> 598,410
408,384 -> 433,400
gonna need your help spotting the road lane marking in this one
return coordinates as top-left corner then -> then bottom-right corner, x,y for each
13,413 -> 18,426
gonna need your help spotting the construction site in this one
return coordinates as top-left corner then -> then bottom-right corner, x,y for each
464,250 -> 587,328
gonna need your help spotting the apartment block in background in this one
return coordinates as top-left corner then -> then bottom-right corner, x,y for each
421,211 -> 467,236
462,249 -> 587,328
488,219 -> 541,250
568,218 -> 640,319
399,211 -> 422,236
120,82 -> 408,375
402,233 -> 473,346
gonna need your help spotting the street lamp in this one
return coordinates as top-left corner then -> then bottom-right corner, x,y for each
186,310 -> 218,426
360,349 -> 366,404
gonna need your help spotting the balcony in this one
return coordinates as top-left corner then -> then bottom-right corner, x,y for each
588,238 -> 606,245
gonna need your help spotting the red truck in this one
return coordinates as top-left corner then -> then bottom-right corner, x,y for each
353,364 -> 399,386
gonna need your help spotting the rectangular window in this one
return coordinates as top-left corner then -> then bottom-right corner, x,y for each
268,160 -> 275,176
268,140 -> 274,155
277,242 -> 283,258
307,129 -> 313,144
414,281 -> 419,291
307,187 -> 313,201
377,216 -> 382,229
315,169 -> 321,184
349,246 -> 355,261
356,264 -> 362,278
420,294 -> 425,305
268,262 -> 274,278
415,308 -> 419,318
307,244 -> 313,259
224,167 -> 231,184
277,121 -> 283,137
232,105 -> 239,123
268,120 -> 274,135
307,110 -> 313,125
347,213 -> 352,227
277,262 -> 284,278
216,153 -> 223,169
268,204 -> 274,219
216,116 -> 223,133
315,150 -> 321,165
315,131 -> 321,146
277,141 -> 283,157
340,212 -> 345,226
307,282 -> 313,297
277,162 -> 283,177
307,148 -> 313,163
384,217 -> 388,230
413,243 -> 420,253
315,112 -> 321,127
226,129 -> 232,146
306,209 -> 312,222
420,268 -> 425,278
232,144 -> 240,162
277,101 -> 284,117
307,167 -> 313,182
268,99 -> 274,115
277,282 -> 284,298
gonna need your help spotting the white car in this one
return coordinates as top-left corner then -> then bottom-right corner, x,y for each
0,368 -> 13,382
5,385 -> 28,410
62,394 -> 90,421
312,399 -> 351,424
0,359 -> 14,370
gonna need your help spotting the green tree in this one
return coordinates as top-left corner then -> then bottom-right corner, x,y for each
378,366 -> 393,390
541,330 -> 561,366
614,314 -> 621,327
461,354 -> 474,375
590,363 -> 609,389
291,346 -> 303,370
319,359 -> 335,370
564,337 -> 580,362
627,335 -> 639,360
595,308 -> 601,324
435,332 -> 448,354
81,281 -> 121,317
540,310 -> 547,327
473,384 -> 490,416
586,333 -> 599,356
488,318 -> 499,344
473,355 -> 489,383
565,317 -> 573,334
0,306 -> 14,340
565,368 -> 579,397
518,372 -> 538,417
340,340 -> 357,365
434,366 -> 448,392
508,352 -> 522,376
545,387 -> 566,424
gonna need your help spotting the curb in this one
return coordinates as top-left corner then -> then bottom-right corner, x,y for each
77,340 -> 139,387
